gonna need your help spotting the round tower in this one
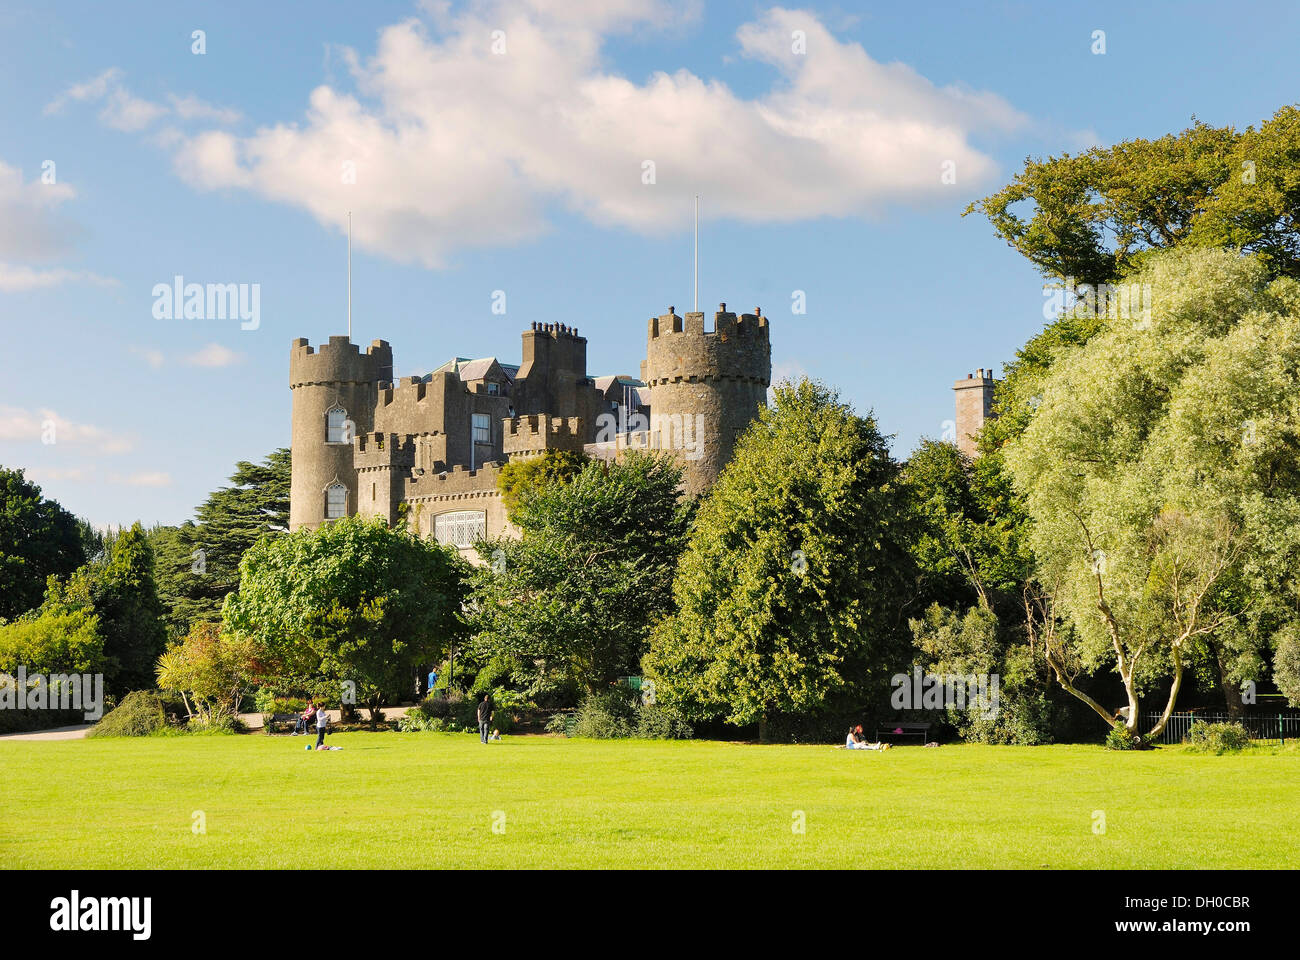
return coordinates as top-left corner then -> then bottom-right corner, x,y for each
288,336 -> 393,530
641,303 -> 771,496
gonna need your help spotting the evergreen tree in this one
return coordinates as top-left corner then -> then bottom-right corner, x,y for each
151,448 -> 290,635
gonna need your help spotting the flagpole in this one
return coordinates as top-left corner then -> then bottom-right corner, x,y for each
693,195 -> 698,313
347,211 -> 352,339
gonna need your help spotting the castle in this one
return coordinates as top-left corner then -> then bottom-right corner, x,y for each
289,303 -> 772,556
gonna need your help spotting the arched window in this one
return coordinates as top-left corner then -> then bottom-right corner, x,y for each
434,510 -> 486,548
326,406 -> 349,443
325,482 -> 347,519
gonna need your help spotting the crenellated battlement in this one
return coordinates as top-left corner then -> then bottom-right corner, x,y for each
502,413 -> 587,459
644,303 -> 771,388
405,461 -> 505,498
290,336 -> 393,388
354,432 -> 415,471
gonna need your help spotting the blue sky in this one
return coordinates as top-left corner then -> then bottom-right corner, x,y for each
1,0 -> 1297,527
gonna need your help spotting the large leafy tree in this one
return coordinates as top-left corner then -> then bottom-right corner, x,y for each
1005,248 -> 1300,738
223,515 -> 469,723
152,448 -> 290,636
644,379 -> 914,737
965,106 -> 1300,286
48,522 -> 169,695
0,467 -> 86,621
466,451 -> 689,699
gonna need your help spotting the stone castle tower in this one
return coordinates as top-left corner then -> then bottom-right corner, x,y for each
289,336 -> 393,530
952,367 -> 996,458
642,303 -> 771,496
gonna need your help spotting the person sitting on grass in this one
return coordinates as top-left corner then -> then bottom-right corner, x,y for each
846,725 -> 890,751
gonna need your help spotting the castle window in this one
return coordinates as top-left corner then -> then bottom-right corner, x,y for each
472,413 -> 491,444
326,407 -> 349,443
325,482 -> 347,519
434,510 -> 486,549
487,382 -> 500,396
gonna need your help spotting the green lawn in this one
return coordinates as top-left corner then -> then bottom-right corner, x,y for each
2,733 -> 1296,868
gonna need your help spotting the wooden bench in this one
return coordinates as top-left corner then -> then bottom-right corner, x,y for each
875,721 -> 932,745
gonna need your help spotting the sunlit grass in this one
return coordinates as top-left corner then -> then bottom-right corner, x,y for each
2,733 -> 1296,868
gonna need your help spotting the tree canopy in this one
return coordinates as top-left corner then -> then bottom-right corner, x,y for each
0,467 -> 86,621
965,106 -> 1300,286
1004,247 -> 1300,737
467,451 -> 689,699
644,379 -> 914,733
223,515 -> 469,721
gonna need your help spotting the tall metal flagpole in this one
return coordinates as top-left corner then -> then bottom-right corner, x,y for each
693,195 -> 699,313
347,211 -> 352,339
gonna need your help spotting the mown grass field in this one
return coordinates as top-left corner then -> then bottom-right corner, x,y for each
2,733 -> 1296,868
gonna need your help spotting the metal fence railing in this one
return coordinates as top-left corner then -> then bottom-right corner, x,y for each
1143,711 -> 1300,745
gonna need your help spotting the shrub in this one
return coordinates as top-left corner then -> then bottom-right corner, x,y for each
570,690 -> 635,739
545,712 -> 575,736
565,690 -> 692,740
397,710 -> 446,732
88,690 -> 167,738
1187,720 -> 1251,754
634,704 -> 693,740
1105,722 -> 1146,751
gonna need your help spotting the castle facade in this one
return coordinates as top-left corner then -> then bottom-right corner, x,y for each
288,303 -> 772,557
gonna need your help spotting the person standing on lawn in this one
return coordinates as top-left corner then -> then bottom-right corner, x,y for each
315,701 -> 329,749
477,694 -> 493,743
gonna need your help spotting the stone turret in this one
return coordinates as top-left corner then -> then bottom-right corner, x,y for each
641,303 -> 770,496
288,336 -> 392,530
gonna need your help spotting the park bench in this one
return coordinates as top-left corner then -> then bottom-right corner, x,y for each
265,713 -> 302,734
875,721 -> 932,745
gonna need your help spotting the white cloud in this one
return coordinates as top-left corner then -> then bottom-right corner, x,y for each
169,2 -> 1026,267
184,343 -> 243,367
0,406 -> 135,454
0,161 -> 79,261
0,262 -> 117,292
46,68 -> 239,133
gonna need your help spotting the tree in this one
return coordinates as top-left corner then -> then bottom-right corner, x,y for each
155,621 -> 255,726
466,451 -> 689,699
644,379 -> 914,737
901,441 -> 1053,743
963,109 -> 1300,285
150,448 -> 290,636
1004,248 -> 1300,739
91,523 -> 168,694
223,516 -> 469,724
0,467 -> 86,621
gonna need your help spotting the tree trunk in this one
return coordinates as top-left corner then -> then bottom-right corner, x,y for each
758,713 -> 768,743
1146,646 -> 1185,740
1210,640 -> 1245,718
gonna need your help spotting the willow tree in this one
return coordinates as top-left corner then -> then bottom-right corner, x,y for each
1005,248 -> 1300,739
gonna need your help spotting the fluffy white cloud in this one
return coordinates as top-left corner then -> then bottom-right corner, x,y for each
171,2 -> 1025,267
0,406 -> 135,454
184,343 -> 243,367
